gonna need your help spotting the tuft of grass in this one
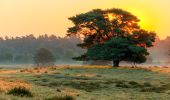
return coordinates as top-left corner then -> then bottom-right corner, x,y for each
128,81 -> 138,85
141,83 -> 170,93
69,81 -> 101,92
49,67 -> 57,71
143,82 -> 152,87
7,87 -> 33,97
128,81 -> 144,88
44,71 -> 48,73
115,82 -> 129,88
45,95 -> 74,100
0,88 -> 4,93
140,87 -> 163,93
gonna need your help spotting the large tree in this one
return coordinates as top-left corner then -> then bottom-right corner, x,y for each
67,8 -> 156,67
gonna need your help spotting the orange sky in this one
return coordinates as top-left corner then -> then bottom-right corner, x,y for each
0,0 -> 169,39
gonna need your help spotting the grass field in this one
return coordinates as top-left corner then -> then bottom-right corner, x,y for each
0,65 -> 170,100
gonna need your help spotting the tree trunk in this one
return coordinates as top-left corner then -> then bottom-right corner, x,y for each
113,60 -> 120,67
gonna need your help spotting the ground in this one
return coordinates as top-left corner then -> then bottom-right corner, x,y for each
0,65 -> 170,100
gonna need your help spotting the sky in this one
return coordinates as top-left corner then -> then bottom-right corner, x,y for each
0,0 -> 169,39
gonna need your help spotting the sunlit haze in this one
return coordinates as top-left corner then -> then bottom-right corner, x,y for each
0,0 -> 169,39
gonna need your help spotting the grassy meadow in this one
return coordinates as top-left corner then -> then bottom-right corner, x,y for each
0,65 -> 170,100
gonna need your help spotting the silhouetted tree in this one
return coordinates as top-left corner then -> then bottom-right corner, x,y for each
34,48 -> 56,66
68,8 -> 156,67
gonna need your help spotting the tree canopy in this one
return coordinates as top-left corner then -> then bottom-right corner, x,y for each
34,48 -> 56,66
67,8 -> 156,67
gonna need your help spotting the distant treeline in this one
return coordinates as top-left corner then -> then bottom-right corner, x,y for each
0,34 -> 84,64
1,34 -> 170,65
148,37 -> 170,64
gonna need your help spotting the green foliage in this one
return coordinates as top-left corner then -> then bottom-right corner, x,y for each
15,54 -> 33,63
86,37 -> 150,66
2,66 -> 170,99
7,87 -> 33,97
67,8 -> 156,67
45,95 -> 74,100
0,53 -> 13,62
141,83 -> 170,93
115,82 -> 130,88
34,48 -> 56,66
63,50 -> 77,60
0,34 -> 84,64
114,80 -> 170,93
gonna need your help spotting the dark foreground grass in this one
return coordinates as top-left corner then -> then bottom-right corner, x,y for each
45,95 -> 74,100
7,87 -> 33,97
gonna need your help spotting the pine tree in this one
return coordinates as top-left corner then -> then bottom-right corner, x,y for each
68,8 -> 156,67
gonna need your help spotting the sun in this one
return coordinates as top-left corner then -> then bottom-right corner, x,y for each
107,13 -> 116,21
130,9 -> 156,31
102,9 -> 156,33
104,13 -> 116,21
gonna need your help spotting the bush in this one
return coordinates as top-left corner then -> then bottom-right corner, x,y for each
128,81 -> 143,88
140,87 -> 163,93
143,82 -> 152,87
128,81 -> 138,85
140,83 -> 170,93
7,87 -> 33,97
45,95 -> 74,100
115,82 -> 129,88
34,48 -> 56,66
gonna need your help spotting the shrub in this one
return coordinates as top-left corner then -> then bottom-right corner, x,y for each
34,48 -> 56,66
160,83 -> 170,90
143,82 -> 152,87
140,83 -> 170,93
128,81 -> 143,88
128,81 -> 139,85
7,87 -> 33,97
45,95 -> 74,100
140,87 -> 163,93
115,82 -> 129,88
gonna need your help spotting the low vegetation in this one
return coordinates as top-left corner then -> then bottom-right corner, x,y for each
7,87 -> 33,97
45,95 -> 74,100
0,65 -> 170,100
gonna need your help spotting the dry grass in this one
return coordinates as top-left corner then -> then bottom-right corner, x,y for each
71,73 -> 99,77
46,65 -> 112,69
0,65 -> 170,100
0,70 -> 19,74
19,65 -> 112,75
20,67 -> 49,74
2,65 -> 170,75
0,78 -> 31,92
61,88 -> 80,97
147,67 -> 170,73
117,66 -> 170,74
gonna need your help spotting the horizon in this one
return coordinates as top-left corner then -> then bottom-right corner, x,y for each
0,33 -> 169,41
0,0 -> 170,39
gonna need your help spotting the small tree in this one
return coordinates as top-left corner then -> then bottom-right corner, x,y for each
34,48 -> 56,66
